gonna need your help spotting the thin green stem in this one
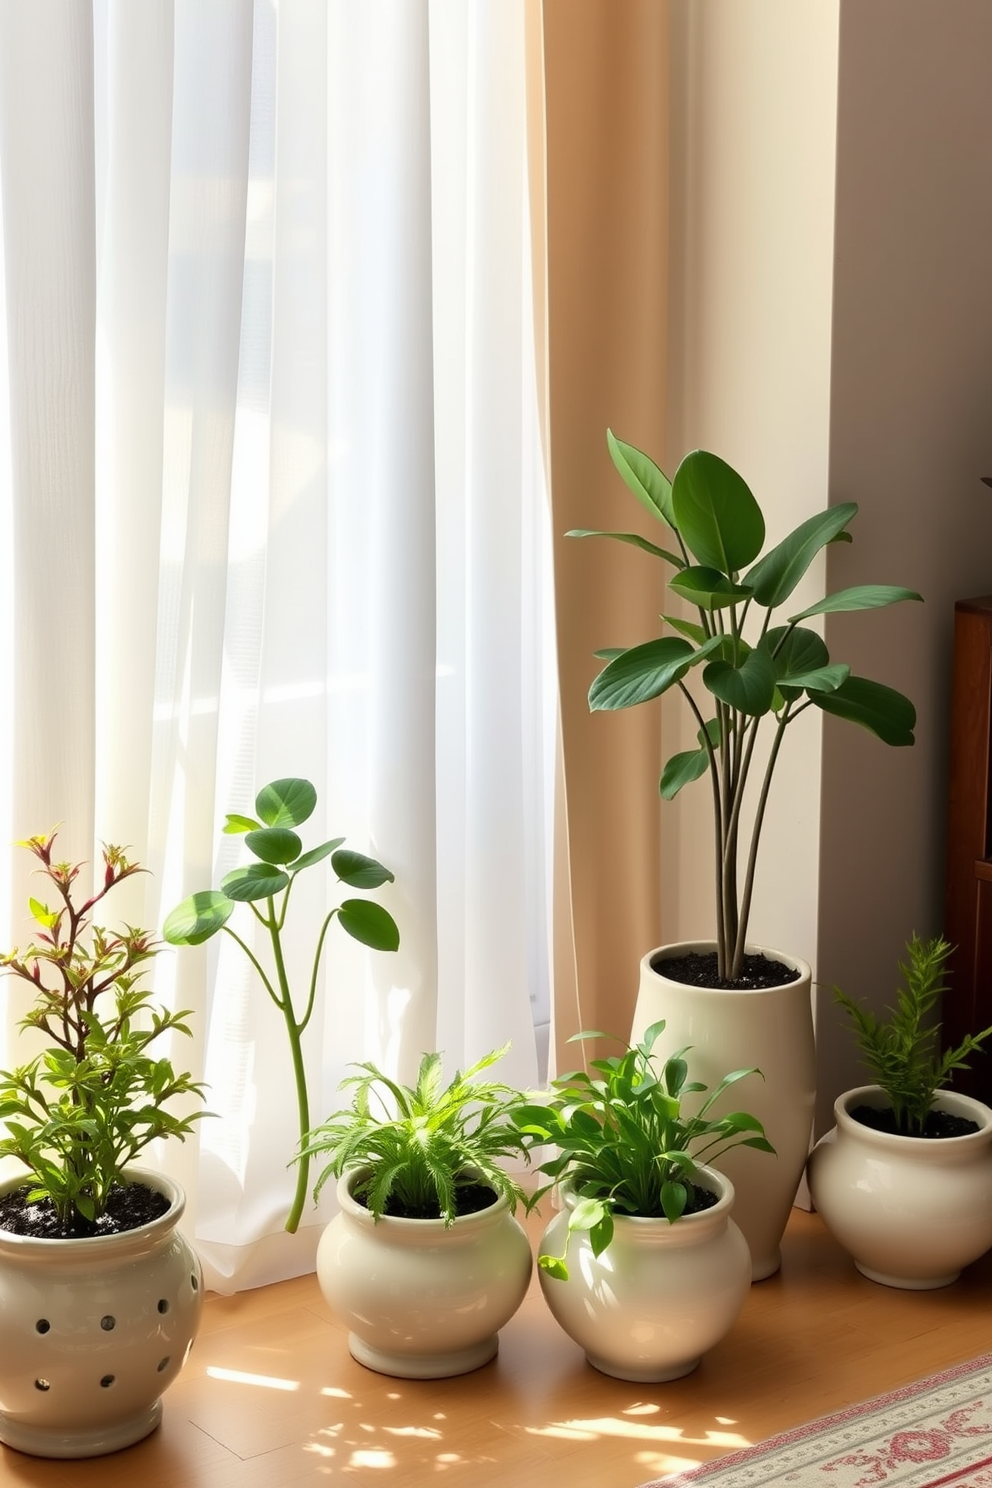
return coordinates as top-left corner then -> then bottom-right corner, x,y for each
732,709 -> 792,977
222,924 -> 283,1010
263,903 -> 310,1234
301,911 -> 339,1033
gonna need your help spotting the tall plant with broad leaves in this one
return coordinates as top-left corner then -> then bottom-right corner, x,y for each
570,434 -> 922,981
163,777 -> 400,1233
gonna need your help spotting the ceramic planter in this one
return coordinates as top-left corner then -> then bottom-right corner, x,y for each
630,941 -> 815,1282
807,1085 -> 992,1289
538,1166 -> 751,1382
0,1168 -> 203,1459
316,1169 -> 533,1379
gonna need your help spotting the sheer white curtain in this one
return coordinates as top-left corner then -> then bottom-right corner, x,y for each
0,0 -> 553,1292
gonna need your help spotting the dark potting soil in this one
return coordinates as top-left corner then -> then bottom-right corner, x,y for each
654,949 -> 800,991
0,1181 -> 170,1240
355,1181 -> 498,1221
850,1104 -> 980,1140
681,1180 -> 720,1217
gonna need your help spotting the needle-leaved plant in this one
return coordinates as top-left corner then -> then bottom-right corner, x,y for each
512,1020 -> 773,1280
570,434 -> 922,981
833,933 -> 992,1137
163,777 -> 399,1233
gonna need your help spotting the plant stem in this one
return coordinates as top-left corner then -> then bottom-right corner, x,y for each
732,709 -> 790,977
264,903 -> 311,1234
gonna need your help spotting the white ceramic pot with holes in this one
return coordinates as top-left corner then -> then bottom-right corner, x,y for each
0,1168 -> 203,1458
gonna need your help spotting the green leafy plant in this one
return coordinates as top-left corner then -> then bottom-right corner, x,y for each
163,776 -> 399,1233
833,933 -> 992,1136
300,1045 -> 537,1223
0,831 -> 207,1236
570,434 -> 922,981
512,1020 -> 773,1280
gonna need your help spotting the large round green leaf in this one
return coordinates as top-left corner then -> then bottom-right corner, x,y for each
588,637 -> 696,711
671,450 -> 765,574
810,676 -> 917,745
703,643 -> 778,717
338,899 -> 400,951
245,827 -> 302,865
669,567 -> 753,611
745,504 -> 857,608
660,747 -> 710,800
221,863 -> 290,901
332,850 -> 395,889
255,778 -> 317,829
163,890 -> 235,946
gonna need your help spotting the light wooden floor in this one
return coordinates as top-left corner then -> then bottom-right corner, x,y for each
5,1206 -> 992,1488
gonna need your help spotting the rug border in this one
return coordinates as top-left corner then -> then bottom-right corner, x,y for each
646,1352 -> 992,1488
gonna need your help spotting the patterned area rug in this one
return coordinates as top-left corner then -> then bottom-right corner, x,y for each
645,1355 -> 992,1488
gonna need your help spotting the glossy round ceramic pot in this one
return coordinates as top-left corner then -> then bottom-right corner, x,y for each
0,1168 -> 203,1458
537,1166 -> 751,1382
630,940 -> 815,1281
316,1169 -> 533,1378
807,1085 -> 992,1289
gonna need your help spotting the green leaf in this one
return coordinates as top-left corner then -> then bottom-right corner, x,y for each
606,430 -> 675,527
565,529 -> 683,568
589,636 -> 712,712
332,850 -> 396,889
537,1254 -> 569,1280
223,814 -> 260,835
292,837 -> 345,872
255,777 -> 318,829
810,676 -> 917,745
163,891 -> 235,946
671,450 -> 765,574
660,747 -> 710,800
785,663 -> 849,695
703,643 -> 778,717
28,897 -> 58,930
790,584 -> 922,623
668,567 -> 753,611
745,503 -> 857,607
338,900 -> 400,951
663,615 -> 707,644
767,624 -> 828,675
221,863 -> 290,901
245,827 -> 303,865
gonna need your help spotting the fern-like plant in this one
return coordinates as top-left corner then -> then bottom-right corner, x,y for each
300,1046 -> 536,1223
833,934 -> 992,1136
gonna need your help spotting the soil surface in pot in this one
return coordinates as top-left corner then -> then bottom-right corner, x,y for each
655,949 -> 800,991
355,1181 -> 498,1220
0,1181 -> 171,1239
850,1105 -> 980,1140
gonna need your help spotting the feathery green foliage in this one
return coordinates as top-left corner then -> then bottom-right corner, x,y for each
511,1020 -> 773,1280
833,933 -> 992,1136
0,832 -> 207,1235
301,1045 -> 536,1224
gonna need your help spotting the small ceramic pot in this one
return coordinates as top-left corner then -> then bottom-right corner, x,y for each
537,1166 -> 751,1382
316,1169 -> 533,1378
0,1168 -> 203,1458
807,1085 -> 992,1289
630,941 -> 815,1282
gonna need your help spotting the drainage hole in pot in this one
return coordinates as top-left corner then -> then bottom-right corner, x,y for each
100,1375 -> 115,1389
157,1299 -> 169,1314
190,1274 -> 199,1291
35,1319 -> 50,1334
34,1380 -> 50,1392
100,1315 -> 116,1332
157,1357 -> 170,1373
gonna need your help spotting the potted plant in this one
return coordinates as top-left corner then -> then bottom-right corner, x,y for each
302,1045 -> 535,1379
568,433 -> 922,1277
512,1020 -> 771,1381
0,831 -> 207,1459
163,776 -> 400,1234
808,934 -> 992,1289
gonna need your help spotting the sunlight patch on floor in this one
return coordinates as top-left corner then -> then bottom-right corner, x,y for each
527,1416 -> 751,1448
205,1365 -> 300,1391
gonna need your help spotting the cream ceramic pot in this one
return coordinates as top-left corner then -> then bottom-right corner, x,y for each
537,1167 -> 751,1382
0,1168 -> 203,1458
316,1169 -> 533,1378
631,941 -> 815,1282
807,1085 -> 992,1289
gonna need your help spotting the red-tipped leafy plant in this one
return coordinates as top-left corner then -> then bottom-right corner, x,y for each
0,832 -> 206,1236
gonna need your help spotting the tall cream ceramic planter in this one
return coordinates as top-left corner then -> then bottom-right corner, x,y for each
316,1170 -> 533,1379
807,1085 -> 992,1289
537,1167 -> 751,1382
631,941 -> 815,1281
0,1168 -> 203,1459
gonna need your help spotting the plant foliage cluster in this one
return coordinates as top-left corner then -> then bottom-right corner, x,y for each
571,435 -> 921,980
301,1045 -> 536,1224
0,832 -> 206,1235
834,933 -> 992,1137
164,777 -> 400,1233
512,1020 -> 773,1280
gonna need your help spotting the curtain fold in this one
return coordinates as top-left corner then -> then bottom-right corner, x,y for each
542,0 -> 671,1068
0,0 -> 551,1293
